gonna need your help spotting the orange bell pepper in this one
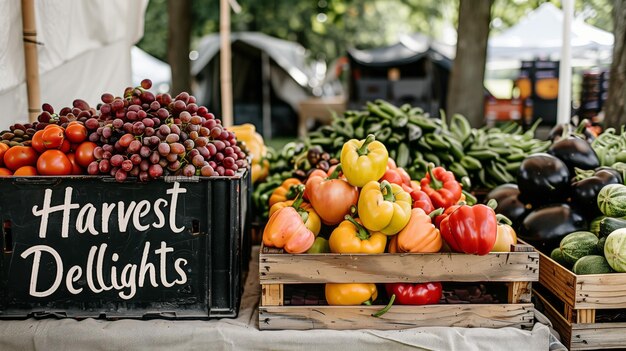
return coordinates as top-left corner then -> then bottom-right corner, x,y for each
269,178 -> 302,208
389,208 -> 443,253
329,215 -> 387,253
263,190 -> 315,253
269,185 -> 321,236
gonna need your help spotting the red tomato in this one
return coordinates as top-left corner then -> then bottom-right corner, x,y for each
60,139 -> 71,153
66,153 -> 83,175
65,124 -> 87,143
4,146 -> 38,170
74,141 -> 97,167
31,130 -> 46,153
0,143 -> 9,166
37,150 -> 72,175
0,167 -> 13,176
14,165 -> 38,176
42,126 -> 65,149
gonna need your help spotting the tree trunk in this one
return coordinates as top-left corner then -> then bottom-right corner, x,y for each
447,0 -> 493,127
167,0 -> 191,95
604,1 -> 626,129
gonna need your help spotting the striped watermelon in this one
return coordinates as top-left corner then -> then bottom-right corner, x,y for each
598,184 -> 626,217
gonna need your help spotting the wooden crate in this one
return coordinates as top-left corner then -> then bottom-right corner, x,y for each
536,249 -> 626,350
259,243 -> 539,330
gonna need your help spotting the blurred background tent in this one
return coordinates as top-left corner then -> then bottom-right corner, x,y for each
191,32 -> 325,138
131,46 -> 171,94
487,2 -> 614,69
347,33 -> 455,117
0,0 -> 148,125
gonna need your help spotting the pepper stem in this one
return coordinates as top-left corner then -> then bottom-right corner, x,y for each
429,208 -> 444,219
576,119 -> 590,134
372,294 -> 396,318
496,214 -> 512,225
291,185 -> 306,209
380,180 -> 396,202
328,164 -> 342,180
363,300 -> 372,306
462,190 -> 477,206
486,199 -> 498,210
345,215 -> 370,241
426,163 -> 443,190
357,134 -> 376,156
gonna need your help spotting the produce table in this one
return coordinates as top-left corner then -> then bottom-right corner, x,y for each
0,247 -> 566,351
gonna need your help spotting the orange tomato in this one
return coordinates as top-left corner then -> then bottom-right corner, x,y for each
65,123 -> 87,143
0,167 -> 13,176
44,124 -> 64,131
42,126 -> 65,149
37,150 -> 72,175
74,141 -> 97,168
66,153 -> 83,175
4,146 -> 38,170
0,143 -> 9,166
14,165 -> 38,176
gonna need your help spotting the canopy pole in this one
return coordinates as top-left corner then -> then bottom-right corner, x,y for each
220,0 -> 233,127
21,0 -> 41,122
261,51 -> 272,140
557,0 -> 573,125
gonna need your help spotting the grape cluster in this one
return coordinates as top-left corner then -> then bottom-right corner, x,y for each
83,79 -> 248,181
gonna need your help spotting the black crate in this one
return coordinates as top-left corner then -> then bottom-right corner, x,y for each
0,171 -> 250,319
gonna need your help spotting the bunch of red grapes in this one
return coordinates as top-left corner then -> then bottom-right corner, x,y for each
25,79 -> 248,182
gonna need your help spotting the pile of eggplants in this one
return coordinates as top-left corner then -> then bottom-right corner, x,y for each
486,130 -> 623,254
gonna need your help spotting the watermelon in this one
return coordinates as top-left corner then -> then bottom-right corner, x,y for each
604,228 -> 626,272
550,247 -> 569,267
573,255 -> 614,275
560,231 -> 599,265
597,184 -> 626,217
598,236 -> 607,253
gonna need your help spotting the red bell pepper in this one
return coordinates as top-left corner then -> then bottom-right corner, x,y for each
420,164 -> 462,209
380,165 -> 411,187
439,203 -> 497,255
373,282 -> 442,317
410,189 -> 435,214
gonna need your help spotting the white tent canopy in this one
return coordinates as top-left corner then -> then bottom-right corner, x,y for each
488,2 -> 613,63
131,46 -> 171,93
0,1 -> 148,124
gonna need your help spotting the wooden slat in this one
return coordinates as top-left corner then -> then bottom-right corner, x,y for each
260,251 -> 539,283
533,289 -> 573,350
576,309 -> 595,324
570,322 -> 626,350
508,281 -> 532,303
575,273 -> 626,309
261,284 -> 283,306
538,250 -> 577,307
259,304 -> 534,330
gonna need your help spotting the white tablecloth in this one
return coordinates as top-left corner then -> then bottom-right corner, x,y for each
0,247 -> 566,351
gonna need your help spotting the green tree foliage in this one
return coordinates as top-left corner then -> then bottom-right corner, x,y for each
137,0 -> 613,64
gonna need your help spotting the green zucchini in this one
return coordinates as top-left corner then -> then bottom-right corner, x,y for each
597,184 -> 626,217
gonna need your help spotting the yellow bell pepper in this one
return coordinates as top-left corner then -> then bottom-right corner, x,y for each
358,180 -> 412,235
340,134 -> 388,187
269,178 -> 302,208
329,215 -> 387,253
325,283 -> 378,306
251,158 -> 270,184
269,186 -> 321,236
230,123 -> 268,183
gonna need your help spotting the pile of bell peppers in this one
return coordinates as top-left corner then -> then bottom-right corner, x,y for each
261,135 -> 516,308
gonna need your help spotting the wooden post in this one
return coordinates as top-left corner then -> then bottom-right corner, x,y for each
261,284 -> 283,306
220,0 -> 233,127
21,0 -> 41,122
